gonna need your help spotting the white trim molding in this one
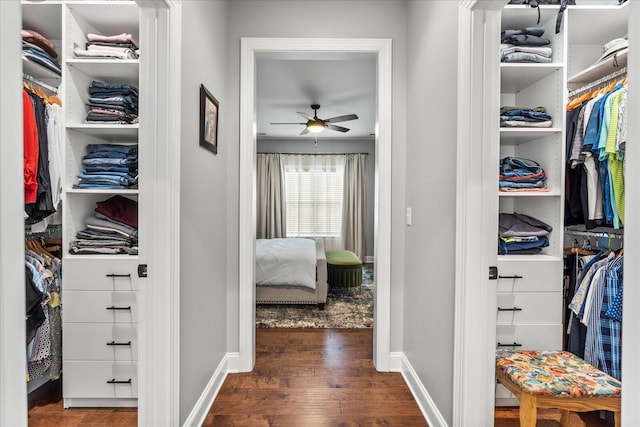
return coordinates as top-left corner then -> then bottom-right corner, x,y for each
0,1 -> 28,425
239,37 -> 393,372
390,352 -> 447,427
182,352 -> 239,427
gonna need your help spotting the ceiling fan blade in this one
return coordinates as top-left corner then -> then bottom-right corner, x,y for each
270,122 -> 306,125
326,124 -> 350,133
300,127 -> 310,135
297,112 -> 313,120
325,114 -> 358,123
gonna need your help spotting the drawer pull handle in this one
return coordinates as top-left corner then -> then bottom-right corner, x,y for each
497,342 -> 523,348
106,273 -> 131,278
497,307 -> 522,312
107,341 -> 132,346
107,378 -> 132,385
106,306 -> 132,311
498,275 -> 523,279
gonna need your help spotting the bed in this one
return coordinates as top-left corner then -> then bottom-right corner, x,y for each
255,237 -> 328,310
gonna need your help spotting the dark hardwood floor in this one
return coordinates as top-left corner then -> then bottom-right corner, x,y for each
206,328 -> 427,426
27,328 -> 615,426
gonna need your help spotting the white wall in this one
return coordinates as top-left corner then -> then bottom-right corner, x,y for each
179,1 -> 229,423
257,138 -> 376,258
226,0 -> 408,353
405,1 -> 459,424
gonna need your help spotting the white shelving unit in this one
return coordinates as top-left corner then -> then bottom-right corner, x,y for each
24,0 -> 143,408
496,5 -> 566,406
495,1 -> 629,407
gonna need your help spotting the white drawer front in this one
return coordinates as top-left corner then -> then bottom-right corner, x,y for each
496,324 -> 562,351
496,259 -> 563,292
63,361 -> 137,399
63,323 -> 138,361
63,291 -> 137,323
496,292 -> 562,325
64,258 -> 138,291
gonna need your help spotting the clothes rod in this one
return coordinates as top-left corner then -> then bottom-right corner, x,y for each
564,228 -> 624,239
23,73 -> 58,94
568,67 -> 627,98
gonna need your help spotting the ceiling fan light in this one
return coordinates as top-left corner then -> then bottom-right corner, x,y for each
307,121 -> 324,133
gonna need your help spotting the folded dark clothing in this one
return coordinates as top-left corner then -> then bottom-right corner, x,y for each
502,109 -> 552,121
86,41 -> 138,50
501,27 -> 545,43
498,235 -> 549,254
505,34 -> 550,47
499,212 -> 553,237
95,195 -> 139,229
22,52 -> 62,75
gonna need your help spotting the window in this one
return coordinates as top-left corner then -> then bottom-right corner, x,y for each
283,155 -> 344,238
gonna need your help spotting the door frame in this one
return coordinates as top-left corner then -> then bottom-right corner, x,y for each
454,0 -> 640,424
238,37 -> 393,372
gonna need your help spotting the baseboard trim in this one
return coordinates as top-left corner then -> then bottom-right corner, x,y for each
182,352 -> 239,427
390,352 -> 448,427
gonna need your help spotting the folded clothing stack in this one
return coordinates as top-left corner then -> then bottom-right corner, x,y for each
74,144 -> 138,190
22,29 -> 61,75
70,195 -> 138,255
498,212 -> 552,255
500,105 -> 552,128
501,26 -> 552,63
86,80 -> 139,124
73,32 -> 139,59
499,157 -> 547,191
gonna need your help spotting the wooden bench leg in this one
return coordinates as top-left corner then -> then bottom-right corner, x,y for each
560,409 -> 571,427
614,411 -> 621,427
519,393 -> 537,427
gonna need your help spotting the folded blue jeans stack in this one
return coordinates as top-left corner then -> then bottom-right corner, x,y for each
74,144 -> 138,189
499,156 -> 547,190
86,80 -> 139,124
500,105 -> 552,128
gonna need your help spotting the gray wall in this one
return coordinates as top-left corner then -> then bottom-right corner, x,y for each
179,1 -> 229,423
404,1 -> 458,423
257,138 -> 376,259
226,0 -> 408,353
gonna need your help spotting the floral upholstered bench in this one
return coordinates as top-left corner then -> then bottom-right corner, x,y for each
495,350 -> 621,427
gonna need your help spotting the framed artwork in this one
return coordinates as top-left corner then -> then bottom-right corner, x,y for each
199,84 -> 219,154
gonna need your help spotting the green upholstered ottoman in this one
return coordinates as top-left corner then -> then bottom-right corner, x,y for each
326,250 -> 363,289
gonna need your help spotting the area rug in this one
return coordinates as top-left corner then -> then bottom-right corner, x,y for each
256,265 -> 374,328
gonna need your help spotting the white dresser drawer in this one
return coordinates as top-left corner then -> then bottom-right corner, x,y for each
63,361 -> 137,399
64,258 -> 138,291
63,291 -> 137,323
496,324 -> 563,351
63,323 -> 138,361
496,292 -> 562,325
496,259 -> 563,292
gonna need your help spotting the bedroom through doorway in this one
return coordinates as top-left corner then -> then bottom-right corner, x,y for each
239,37 -> 392,372
254,54 -> 377,330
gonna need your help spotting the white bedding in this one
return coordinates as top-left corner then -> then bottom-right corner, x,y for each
256,238 -> 316,289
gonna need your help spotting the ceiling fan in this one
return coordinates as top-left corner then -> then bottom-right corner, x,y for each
270,104 -> 358,135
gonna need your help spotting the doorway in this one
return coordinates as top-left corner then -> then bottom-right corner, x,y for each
238,37 -> 392,372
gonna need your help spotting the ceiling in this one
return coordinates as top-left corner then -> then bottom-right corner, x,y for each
256,56 -> 376,140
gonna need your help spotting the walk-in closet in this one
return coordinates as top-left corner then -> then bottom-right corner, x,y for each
493,0 -> 629,418
21,0 -> 142,412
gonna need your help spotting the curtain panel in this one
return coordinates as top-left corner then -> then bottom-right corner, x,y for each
342,154 -> 367,260
256,153 -> 286,239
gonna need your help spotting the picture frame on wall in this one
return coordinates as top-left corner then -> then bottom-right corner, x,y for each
199,84 -> 219,154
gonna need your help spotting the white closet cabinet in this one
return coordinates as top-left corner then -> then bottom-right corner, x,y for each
495,5 -> 566,406
495,2 -> 628,407
59,1 -> 141,408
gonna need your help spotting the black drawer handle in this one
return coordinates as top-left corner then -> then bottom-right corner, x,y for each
106,273 -> 131,278
497,342 -> 523,347
497,307 -> 522,312
107,378 -> 132,385
106,341 -> 132,346
498,275 -> 523,279
106,306 -> 132,311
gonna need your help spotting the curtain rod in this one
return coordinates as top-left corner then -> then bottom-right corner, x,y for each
257,152 -> 369,156
23,73 -> 58,93
568,67 -> 627,98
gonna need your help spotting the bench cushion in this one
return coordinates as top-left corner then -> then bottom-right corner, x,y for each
326,250 -> 362,266
496,350 -> 622,397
